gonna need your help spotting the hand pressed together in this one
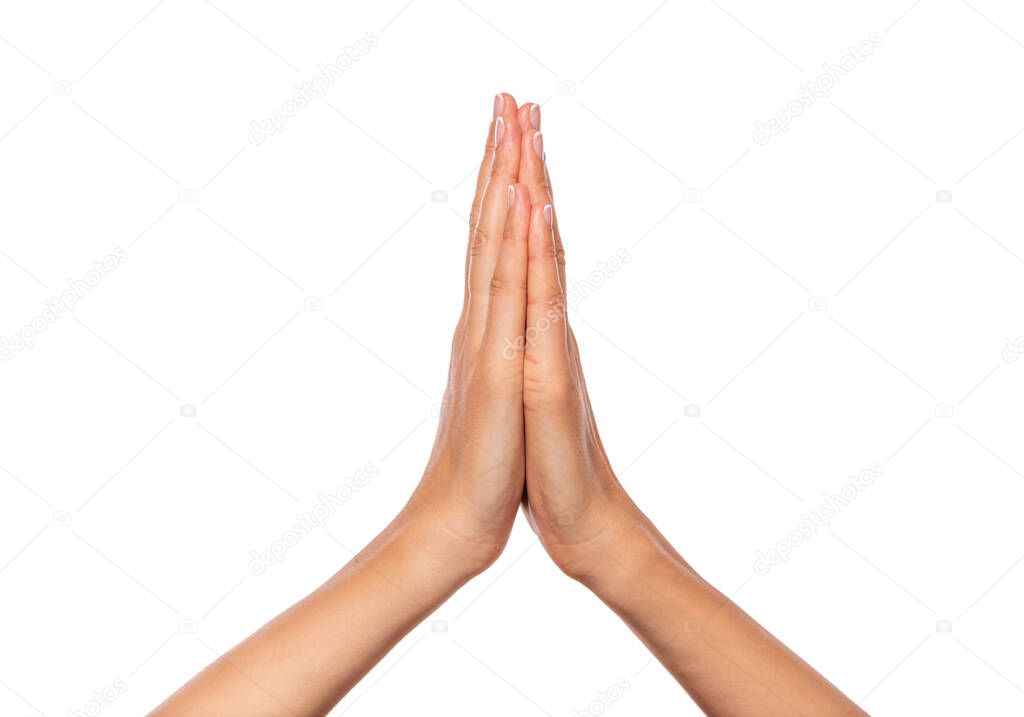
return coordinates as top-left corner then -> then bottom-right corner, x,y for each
150,93 -> 867,717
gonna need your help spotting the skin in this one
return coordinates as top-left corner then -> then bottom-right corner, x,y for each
149,94 -> 866,717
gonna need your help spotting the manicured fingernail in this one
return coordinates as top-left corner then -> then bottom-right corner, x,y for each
529,103 -> 541,130
543,204 -> 552,225
533,131 -> 544,159
495,116 -> 505,146
493,94 -> 503,120
508,184 -> 516,208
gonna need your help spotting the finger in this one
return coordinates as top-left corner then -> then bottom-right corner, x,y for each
463,94 -> 504,307
518,106 -> 547,205
525,202 -> 571,378
468,95 -> 505,236
466,92 -> 522,352
517,112 -> 567,292
480,183 -> 529,368
516,101 -> 540,134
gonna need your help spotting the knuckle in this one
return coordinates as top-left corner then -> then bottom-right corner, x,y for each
468,228 -> 493,258
488,147 -> 515,180
489,275 -> 527,297
474,362 -> 521,393
468,199 -> 483,228
523,369 -> 574,407
527,290 -> 565,313
469,233 -> 484,258
532,237 -> 565,262
502,222 -> 521,247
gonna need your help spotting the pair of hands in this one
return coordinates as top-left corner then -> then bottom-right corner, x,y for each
151,93 -> 867,717
405,93 -> 634,582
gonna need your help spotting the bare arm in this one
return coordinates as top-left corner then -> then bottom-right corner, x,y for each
150,92 -> 531,716
513,100 -> 867,717
571,507 -> 867,716
150,515 -> 478,716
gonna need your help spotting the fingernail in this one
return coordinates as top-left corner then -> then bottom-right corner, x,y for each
493,94 -> 503,120
495,116 -> 505,146
508,184 -> 516,208
543,204 -> 552,225
529,103 -> 541,130
533,131 -> 544,159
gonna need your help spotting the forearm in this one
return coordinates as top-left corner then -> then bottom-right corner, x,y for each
150,510 -> 474,717
577,506 -> 867,717
151,93 -> 532,716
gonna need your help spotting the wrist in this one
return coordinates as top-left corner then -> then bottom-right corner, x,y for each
539,488 -> 649,582
567,495 -> 694,597
395,504 -> 505,582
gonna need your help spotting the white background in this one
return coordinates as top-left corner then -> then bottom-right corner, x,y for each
2,1 -> 1024,715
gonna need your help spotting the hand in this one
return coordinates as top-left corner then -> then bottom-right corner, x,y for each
151,94 -> 865,717
504,101 -> 647,580
400,93 -> 532,576
514,105 -> 865,717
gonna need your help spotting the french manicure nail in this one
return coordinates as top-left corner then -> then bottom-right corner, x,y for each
493,94 -> 503,120
533,131 -> 544,159
495,116 -> 505,146
529,103 -> 541,130
508,184 -> 516,208
543,204 -> 552,225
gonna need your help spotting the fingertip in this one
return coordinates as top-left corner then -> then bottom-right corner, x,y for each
515,102 -> 541,130
496,94 -> 522,165
497,92 -> 519,120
